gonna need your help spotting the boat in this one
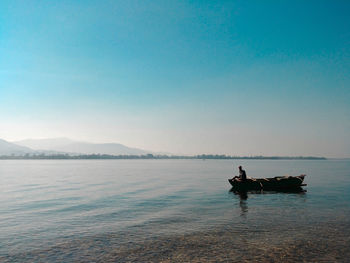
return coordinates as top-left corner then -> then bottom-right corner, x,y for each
228,174 -> 306,191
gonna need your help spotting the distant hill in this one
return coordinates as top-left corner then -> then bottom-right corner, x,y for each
14,137 -> 75,150
14,138 -> 150,155
0,139 -> 35,156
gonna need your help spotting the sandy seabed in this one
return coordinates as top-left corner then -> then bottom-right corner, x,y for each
3,221 -> 350,263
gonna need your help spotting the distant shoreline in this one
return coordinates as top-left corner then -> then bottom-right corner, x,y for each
0,154 -> 327,160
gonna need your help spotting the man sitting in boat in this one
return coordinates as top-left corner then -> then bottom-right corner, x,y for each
233,166 -> 247,181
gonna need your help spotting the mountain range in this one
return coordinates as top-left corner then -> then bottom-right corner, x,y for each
0,138 -> 150,156
0,139 -> 36,156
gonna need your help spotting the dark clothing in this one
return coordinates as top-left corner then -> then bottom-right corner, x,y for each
233,167 -> 247,181
240,169 -> 247,181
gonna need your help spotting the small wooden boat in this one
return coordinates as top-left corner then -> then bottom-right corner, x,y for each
228,174 -> 306,191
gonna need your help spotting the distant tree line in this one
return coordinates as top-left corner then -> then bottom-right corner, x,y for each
0,153 -> 326,160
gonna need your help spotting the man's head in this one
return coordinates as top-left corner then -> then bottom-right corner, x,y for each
238,166 -> 242,170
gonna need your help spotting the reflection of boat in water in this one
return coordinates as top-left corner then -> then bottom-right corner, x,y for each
228,174 -> 306,192
231,186 -> 306,216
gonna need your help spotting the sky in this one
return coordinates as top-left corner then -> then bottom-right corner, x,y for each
0,0 -> 349,157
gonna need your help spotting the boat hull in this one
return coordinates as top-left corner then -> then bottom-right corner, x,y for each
228,175 -> 306,191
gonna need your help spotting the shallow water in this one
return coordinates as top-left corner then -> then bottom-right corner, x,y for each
1,159 -> 349,262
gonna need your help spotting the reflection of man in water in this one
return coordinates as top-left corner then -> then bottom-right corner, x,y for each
238,191 -> 248,200
237,191 -> 248,216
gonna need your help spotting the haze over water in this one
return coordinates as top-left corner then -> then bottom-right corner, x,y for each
1,1 -> 349,157
1,159 -> 349,262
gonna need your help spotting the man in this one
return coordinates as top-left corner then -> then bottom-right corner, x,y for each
238,166 -> 247,181
233,166 -> 247,181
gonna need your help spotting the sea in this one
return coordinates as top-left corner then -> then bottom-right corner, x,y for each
0,159 -> 349,262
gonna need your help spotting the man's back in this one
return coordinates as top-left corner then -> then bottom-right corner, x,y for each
240,169 -> 247,181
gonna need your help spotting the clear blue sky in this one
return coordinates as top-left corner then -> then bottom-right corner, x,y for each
0,0 -> 349,157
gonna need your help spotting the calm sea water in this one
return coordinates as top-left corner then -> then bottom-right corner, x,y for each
1,159 -> 349,262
